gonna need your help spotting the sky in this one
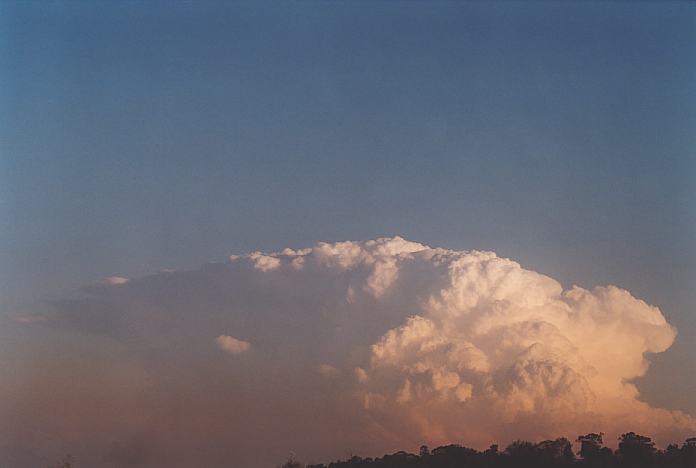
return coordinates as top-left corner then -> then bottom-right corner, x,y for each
0,1 -> 695,467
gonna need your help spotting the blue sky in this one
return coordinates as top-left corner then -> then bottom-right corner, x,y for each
1,0 -> 695,416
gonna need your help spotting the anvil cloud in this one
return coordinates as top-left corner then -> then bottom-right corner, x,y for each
2,237 -> 693,467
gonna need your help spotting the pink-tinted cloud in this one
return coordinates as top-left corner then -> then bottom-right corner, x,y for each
2,237 -> 693,467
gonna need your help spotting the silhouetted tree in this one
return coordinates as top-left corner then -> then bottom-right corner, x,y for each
536,438 -> 575,465
302,431 -> 696,468
280,456 -> 304,468
577,433 -> 603,460
430,444 -> 477,468
577,433 -> 613,466
681,437 -> 696,468
504,439 -> 536,462
616,432 -> 655,467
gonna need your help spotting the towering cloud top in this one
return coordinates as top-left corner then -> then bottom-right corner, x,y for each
3,237 -> 693,467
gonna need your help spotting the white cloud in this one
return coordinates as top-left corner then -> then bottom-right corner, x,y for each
248,252 -> 282,272
354,367 -> 369,383
355,247 -> 687,448
6,237 -> 694,467
219,237 -> 692,447
216,335 -> 251,354
318,364 -> 341,378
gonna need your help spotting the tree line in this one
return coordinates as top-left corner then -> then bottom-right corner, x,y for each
281,432 -> 696,468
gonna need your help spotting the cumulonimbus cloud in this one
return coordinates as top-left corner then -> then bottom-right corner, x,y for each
2,237 -> 693,467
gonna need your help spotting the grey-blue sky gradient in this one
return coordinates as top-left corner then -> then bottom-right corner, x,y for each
1,0 -> 695,461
